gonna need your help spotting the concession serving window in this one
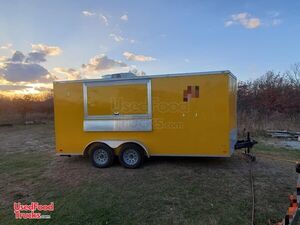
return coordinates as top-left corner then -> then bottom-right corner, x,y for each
83,79 -> 152,131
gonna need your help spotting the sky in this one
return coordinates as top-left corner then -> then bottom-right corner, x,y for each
0,0 -> 300,96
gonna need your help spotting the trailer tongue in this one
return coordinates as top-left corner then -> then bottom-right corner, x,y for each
235,132 -> 257,161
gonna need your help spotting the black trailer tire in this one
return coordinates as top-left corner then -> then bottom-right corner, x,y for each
119,144 -> 144,169
90,144 -> 114,168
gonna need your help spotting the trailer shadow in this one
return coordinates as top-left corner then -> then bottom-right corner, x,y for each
50,153 -> 250,188
57,154 -> 241,170
146,156 -> 233,166
55,153 -> 247,172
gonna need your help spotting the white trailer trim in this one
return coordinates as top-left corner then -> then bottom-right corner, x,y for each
54,70 -> 236,84
82,140 -> 150,157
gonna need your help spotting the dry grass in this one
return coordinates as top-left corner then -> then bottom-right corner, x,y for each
0,124 -> 299,225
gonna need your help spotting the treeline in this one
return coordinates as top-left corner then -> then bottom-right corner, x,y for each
238,63 -> 300,132
0,92 -> 53,123
0,64 -> 299,131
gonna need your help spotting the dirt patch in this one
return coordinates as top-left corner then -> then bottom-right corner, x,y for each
0,123 -> 54,155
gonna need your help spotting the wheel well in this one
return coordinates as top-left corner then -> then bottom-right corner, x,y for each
118,142 -> 148,157
83,142 -> 110,157
83,141 -> 149,158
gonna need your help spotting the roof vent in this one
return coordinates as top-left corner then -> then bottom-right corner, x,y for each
102,72 -> 137,79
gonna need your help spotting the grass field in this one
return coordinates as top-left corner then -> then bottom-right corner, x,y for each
0,123 -> 299,225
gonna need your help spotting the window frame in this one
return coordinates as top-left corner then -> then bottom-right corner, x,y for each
83,79 -> 152,120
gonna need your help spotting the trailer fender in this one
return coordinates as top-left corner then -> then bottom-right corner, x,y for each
83,140 -> 150,158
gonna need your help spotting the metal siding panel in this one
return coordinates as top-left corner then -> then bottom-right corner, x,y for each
84,119 -> 152,132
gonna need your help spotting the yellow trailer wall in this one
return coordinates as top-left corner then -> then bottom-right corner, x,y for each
54,72 -> 236,157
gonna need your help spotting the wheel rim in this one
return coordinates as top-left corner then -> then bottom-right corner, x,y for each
93,149 -> 109,165
123,149 -> 139,166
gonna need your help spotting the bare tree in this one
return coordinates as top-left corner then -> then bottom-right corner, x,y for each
285,63 -> 300,87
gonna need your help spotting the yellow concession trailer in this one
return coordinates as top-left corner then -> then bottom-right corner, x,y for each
53,71 -> 237,168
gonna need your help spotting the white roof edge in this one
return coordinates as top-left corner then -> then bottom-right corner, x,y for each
53,70 -> 236,84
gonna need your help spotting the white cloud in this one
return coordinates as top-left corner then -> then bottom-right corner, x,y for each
268,10 -> 280,18
0,56 -> 8,62
266,10 -> 282,27
123,52 -> 156,62
10,51 -> 25,62
245,18 -> 260,29
0,84 -> 32,91
55,54 -> 146,79
99,45 -> 109,52
0,61 -> 49,82
110,33 -> 124,42
224,21 -> 234,27
130,39 -> 135,44
14,44 -> 62,64
82,11 -> 109,26
26,52 -> 47,63
120,14 -> 128,21
0,43 -> 13,50
82,11 -> 96,17
0,46 -> 62,82
33,86 -> 52,92
184,58 -> 190,63
99,14 -> 109,26
31,44 -> 62,56
272,19 -> 282,26
225,12 -> 261,29
82,54 -> 128,75
129,66 -> 145,76
53,67 -> 81,80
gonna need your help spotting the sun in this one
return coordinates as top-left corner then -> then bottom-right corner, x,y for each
14,87 -> 41,95
0,81 -> 53,97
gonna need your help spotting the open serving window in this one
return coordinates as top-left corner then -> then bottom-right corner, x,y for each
83,79 -> 152,131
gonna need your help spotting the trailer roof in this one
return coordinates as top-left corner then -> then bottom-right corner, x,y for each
53,70 -> 236,84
